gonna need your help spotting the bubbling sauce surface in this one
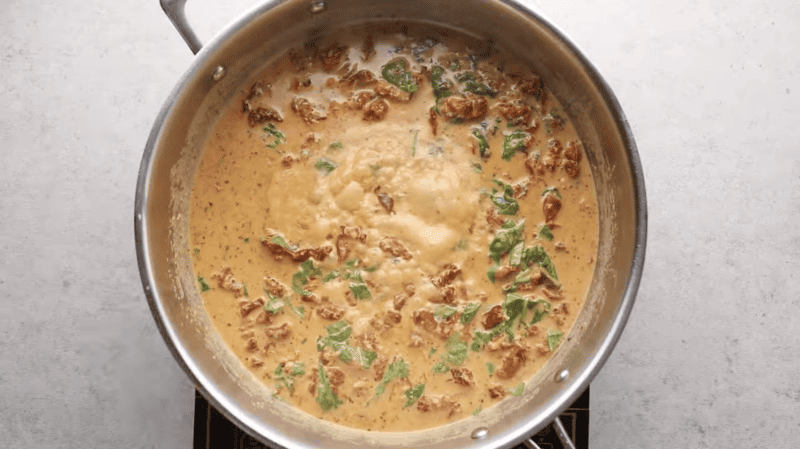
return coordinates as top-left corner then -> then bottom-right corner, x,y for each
190,26 -> 598,431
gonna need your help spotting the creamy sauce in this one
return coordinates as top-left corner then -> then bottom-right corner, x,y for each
189,27 -> 598,432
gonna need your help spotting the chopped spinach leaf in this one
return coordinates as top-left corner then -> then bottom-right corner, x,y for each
197,276 -> 211,292
485,362 -> 495,376
374,359 -> 410,399
456,72 -> 494,97
325,320 -> 352,342
270,235 -> 290,248
314,157 -> 338,175
292,259 -> 322,296
321,270 -> 339,283
460,303 -> 481,324
316,321 -> 376,368
242,283 -> 249,297
432,362 -> 449,374
428,347 -> 438,358
429,65 -> 452,100
316,363 -> 343,411
488,219 -> 525,263
329,141 -> 344,150
471,128 -> 490,158
502,129 -> 529,161
364,263 -> 381,273
403,384 -> 426,408
509,382 -> 525,396
541,186 -> 562,199
547,329 -> 564,351
273,362 -> 307,392
434,304 -> 458,320
508,241 -> 525,267
539,224 -> 554,241
264,292 -> 304,318
471,162 -> 483,173
528,298 -> 551,325
443,334 -> 469,365
490,179 -> 519,215
263,124 -> 285,149
381,60 -> 419,93
487,261 -> 499,283
471,329 -> 499,352
522,245 -> 559,281
263,293 -> 285,314
349,282 -> 371,300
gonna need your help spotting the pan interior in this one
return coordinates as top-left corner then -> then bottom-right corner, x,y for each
137,0 -> 643,447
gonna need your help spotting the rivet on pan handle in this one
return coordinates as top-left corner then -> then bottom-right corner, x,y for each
160,0 -> 203,54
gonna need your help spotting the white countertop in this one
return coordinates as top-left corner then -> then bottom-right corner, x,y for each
2,0 -> 798,447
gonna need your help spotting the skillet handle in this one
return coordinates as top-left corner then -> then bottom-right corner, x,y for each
160,0 -> 203,54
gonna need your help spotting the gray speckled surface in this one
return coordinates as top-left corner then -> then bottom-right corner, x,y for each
1,0 -> 798,447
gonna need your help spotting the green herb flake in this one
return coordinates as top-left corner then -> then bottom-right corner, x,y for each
314,157 -> 338,175
428,347 -> 438,358
502,129 -> 529,161
242,283 -> 249,297
403,384 -> 426,408
509,382 -> 525,396
490,179 -> 519,216
411,129 -> 419,157
263,124 -> 285,149
472,407 -> 483,416
547,329 -> 564,351
471,128 -> 490,158
485,362 -> 495,376
197,276 -> 211,292
381,60 -> 419,93
434,304 -> 458,320
316,363 -> 343,411
539,224 -> 554,241
329,141 -> 344,150
460,303 -> 481,324
374,359 -> 410,399
193,248 -> 200,257
471,162 -> 483,173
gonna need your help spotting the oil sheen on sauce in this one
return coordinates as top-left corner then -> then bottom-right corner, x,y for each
189,27 -> 598,432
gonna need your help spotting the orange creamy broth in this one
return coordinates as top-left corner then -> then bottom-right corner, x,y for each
189,29 -> 598,431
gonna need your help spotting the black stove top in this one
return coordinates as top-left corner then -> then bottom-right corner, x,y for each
193,387 -> 588,448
